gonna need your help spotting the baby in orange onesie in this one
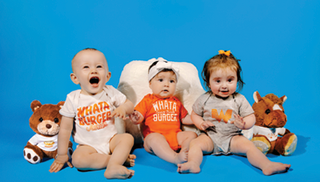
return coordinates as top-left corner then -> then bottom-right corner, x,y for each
129,59 -> 197,168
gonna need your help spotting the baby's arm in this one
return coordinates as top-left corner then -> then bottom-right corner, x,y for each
231,113 -> 256,130
191,111 -> 214,131
49,116 -> 73,173
129,110 -> 144,125
181,115 -> 193,125
111,99 -> 134,119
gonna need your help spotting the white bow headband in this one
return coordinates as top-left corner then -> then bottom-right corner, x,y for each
148,59 -> 179,81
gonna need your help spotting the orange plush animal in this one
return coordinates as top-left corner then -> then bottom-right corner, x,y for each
251,91 -> 297,156
23,100 -> 73,164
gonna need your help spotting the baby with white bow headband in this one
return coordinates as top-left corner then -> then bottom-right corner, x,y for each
129,58 -> 197,169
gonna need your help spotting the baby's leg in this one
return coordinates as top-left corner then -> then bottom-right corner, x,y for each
144,133 -> 184,165
178,134 -> 213,173
104,133 -> 135,179
177,131 -> 197,162
72,145 -> 111,170
230,135 -> 291,175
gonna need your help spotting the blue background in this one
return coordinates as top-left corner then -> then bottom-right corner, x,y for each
1,0 -> 319,181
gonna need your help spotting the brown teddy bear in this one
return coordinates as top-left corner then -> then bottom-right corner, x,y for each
251,91 -> 297,156
23,100 -> 73,164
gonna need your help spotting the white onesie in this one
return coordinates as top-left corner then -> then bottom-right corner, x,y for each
60,85 -> 126,154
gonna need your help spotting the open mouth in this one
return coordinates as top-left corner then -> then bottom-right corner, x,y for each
90,77 -> 100,86
221,90 -> 229,94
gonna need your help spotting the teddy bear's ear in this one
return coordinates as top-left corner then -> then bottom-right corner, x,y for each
280,95 -> 287,104
31,100 -> 42,112
253,91 -> 262,103
57,101 -> 65,108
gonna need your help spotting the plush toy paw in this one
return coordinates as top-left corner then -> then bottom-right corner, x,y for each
251,136 -> 271,155
24,148 -> 41,164
282,133 -> 298,156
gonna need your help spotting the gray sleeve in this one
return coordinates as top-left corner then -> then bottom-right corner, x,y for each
192,93 -> 209,116
237,94 -> 254,117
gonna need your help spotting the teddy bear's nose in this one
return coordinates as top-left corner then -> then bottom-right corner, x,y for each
46,124 -> 52,129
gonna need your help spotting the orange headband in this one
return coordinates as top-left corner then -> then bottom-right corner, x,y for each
218,50 -> 231,56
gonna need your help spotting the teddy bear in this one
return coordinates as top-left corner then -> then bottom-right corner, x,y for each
251,91 -> 297,156
23,100 -> 73,164
115,57 -> 253,144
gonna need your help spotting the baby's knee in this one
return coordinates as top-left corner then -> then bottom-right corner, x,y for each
187,131 -> 198,139
145,133 -> 165,143
71,153 -> 86,168
120,133 -> 134,144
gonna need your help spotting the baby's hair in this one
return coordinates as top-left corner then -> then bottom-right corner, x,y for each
201,51 -> 244,92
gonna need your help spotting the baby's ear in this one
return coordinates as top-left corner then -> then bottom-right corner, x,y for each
70,73 -> 80,84
106,72 -> 111,82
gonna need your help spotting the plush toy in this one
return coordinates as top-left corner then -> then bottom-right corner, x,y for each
115,57 -> 253,144
23,100 -> 73,164
251,91 -> 297,156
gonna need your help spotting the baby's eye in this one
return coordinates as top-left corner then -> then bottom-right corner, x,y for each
170,80 -> 175,83
159,79 -> 163,82
228,79 -> 233,82
216,80 -> 220,83
97,65 -> 102,68
83,66 -> 89,69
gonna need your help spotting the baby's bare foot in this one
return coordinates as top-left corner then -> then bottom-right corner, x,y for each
123,154 -> 136,167
175,148 -> 188,164
262,162 -> 291,175
177,162 -> 200,174
104,165 -> 134,179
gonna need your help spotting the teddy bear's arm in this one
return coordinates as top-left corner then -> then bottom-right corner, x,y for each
28,134 -> 40,145
276,127 -> 287,136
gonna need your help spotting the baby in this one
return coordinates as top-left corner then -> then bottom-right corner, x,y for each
178,50 -> 291,175
129,59 -> 197,168
49,48 -> 135,179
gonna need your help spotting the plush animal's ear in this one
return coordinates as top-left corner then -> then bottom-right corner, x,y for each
280,95 -> 287,104
31,100 -> 42,112
253,91 -> 262,103
57,101 -> 65,108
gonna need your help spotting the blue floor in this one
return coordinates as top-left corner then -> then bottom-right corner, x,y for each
1,117 -> 317,182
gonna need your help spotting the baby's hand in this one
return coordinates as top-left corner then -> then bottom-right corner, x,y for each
230,114 -> 246,129
198,121 -> 215,131
49,154 -> 72,173
129,111 -> 141,124
111,107 -> 127,119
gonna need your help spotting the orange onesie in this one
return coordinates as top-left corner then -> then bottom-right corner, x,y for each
135,94 -> 188,151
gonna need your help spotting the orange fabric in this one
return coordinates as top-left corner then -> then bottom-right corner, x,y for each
135,94 -> 188,150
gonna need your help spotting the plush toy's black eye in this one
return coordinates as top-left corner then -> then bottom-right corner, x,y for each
265,109 -> 271,114
39,117 -> 43,122
54,118 -> 59,123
